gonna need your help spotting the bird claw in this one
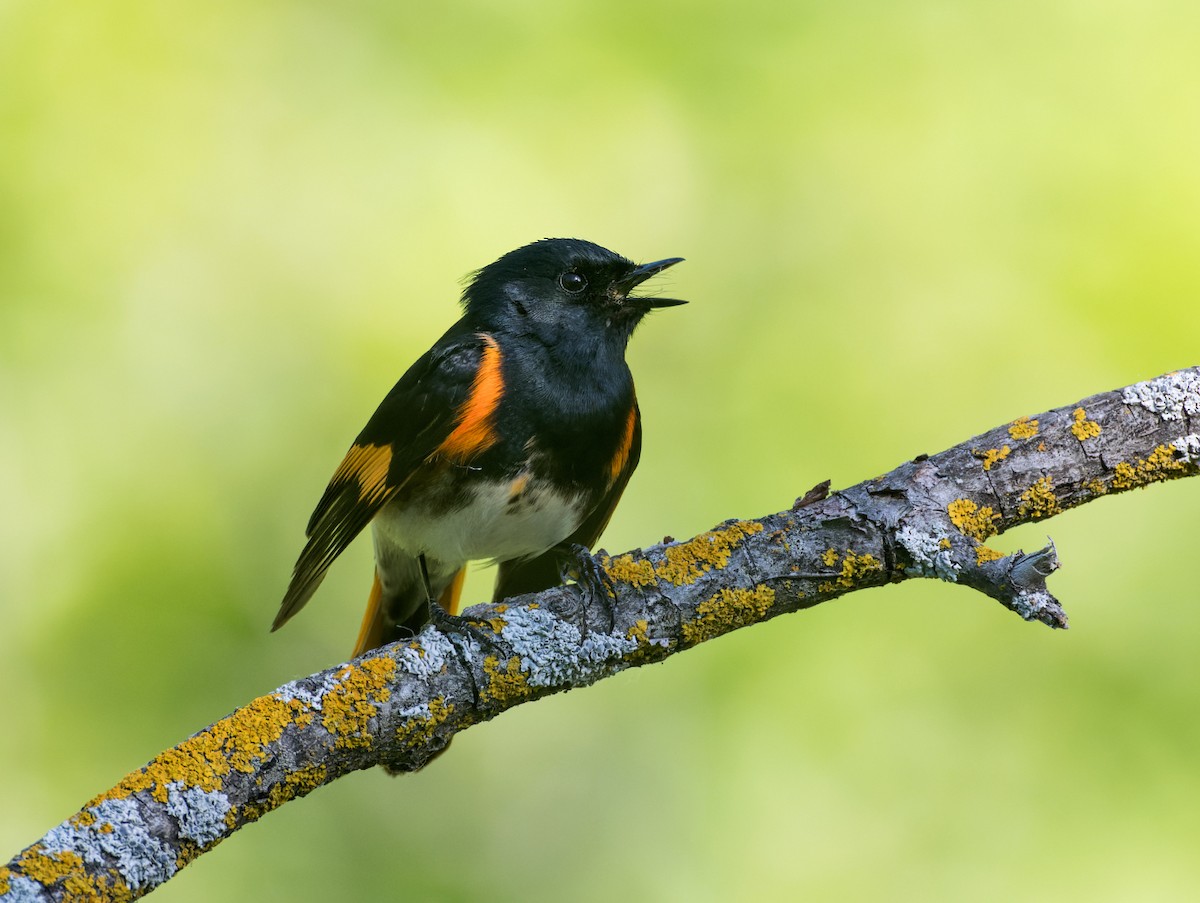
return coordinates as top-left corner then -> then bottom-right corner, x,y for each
427,600 -> 507,658
558,543 -> 617,635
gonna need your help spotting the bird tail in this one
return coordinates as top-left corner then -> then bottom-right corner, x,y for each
352,570 -> 388,658
351,567 -> 466,658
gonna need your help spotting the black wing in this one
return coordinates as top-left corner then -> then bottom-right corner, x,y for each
272,320 -> 489,631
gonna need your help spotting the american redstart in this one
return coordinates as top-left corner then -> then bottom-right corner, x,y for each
272,238 -> 685,656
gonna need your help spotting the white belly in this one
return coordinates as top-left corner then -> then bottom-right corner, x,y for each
372,478 -> 586,567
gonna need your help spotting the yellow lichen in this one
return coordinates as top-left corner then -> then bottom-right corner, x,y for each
87,691 -> 315,808
654,521 -> 763,586
604,554 -> 657,588
981,446 -> 1011,471
1084,478 -> 1108,496
320,657 -> 397,750
620,619 -> 665,665
1009,416 -> 1039,440
176,840 -> 204,871
975,545 -> 1005,564
1018,477 -> 1061,519
946,498 -> 1000,542
16,846 -> 81,885
84,875 -> 133,903
766,528 -> 792,553
276,764 -> 326,801
821,547 -> 839,567
938,537 -> 952,550
1037,441 -> 1046,452
9,846 -> 134,902
626,619 -> 649,643
1112,462 -> 1137,488
1111,444 -> 1191,491
818,550 -> 883,593
482,655 -> 532,705
70,809 -> 97,829
835,551 -> 882,588
682,585 -> 776,645
395,697 -> 456,753
239,765 -> 328,826
1071,407 -> 1102,441
33,850 -> 83,886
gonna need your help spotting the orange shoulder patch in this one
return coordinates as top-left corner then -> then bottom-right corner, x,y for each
438,334 -> 503,462
333,442 -> 393,504
608,405 -> 638,484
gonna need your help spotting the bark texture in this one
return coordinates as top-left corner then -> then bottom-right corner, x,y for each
3,367 -> 1198,902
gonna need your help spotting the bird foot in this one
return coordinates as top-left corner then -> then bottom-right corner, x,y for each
426,600 -> 508,658
558,542 -> 617,635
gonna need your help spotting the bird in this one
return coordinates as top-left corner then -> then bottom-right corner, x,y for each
271,238 -> 685,658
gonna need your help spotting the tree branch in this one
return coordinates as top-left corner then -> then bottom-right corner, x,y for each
4,367 -> 1198,902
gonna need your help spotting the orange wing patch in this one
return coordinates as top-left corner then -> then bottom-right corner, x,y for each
608,405 -> 638,484
437,334 -> 503,462
333,442 -> 394,505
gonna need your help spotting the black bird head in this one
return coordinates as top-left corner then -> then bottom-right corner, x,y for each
462,238 -> 685,347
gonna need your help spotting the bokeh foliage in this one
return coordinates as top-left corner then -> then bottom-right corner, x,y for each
3,1 -> 1200,900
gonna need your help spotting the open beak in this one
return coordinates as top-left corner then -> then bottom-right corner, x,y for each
615,257 -> 687,308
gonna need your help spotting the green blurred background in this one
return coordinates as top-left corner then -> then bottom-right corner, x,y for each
3,1 -> 1200,900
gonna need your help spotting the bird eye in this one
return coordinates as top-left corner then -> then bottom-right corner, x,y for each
559,272 -> 587,294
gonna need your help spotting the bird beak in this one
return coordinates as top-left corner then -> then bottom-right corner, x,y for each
614,257 -> 686,308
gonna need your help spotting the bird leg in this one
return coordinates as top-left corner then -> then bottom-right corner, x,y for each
421,554 -> 509,658
558,542 -> 618,635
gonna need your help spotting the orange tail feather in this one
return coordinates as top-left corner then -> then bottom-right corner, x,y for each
439,568 -> 466,616
352,567 -> 466,658
352,570 -> 387,658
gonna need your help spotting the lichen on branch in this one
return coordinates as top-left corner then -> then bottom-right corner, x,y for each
5,366 -> 1199,903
